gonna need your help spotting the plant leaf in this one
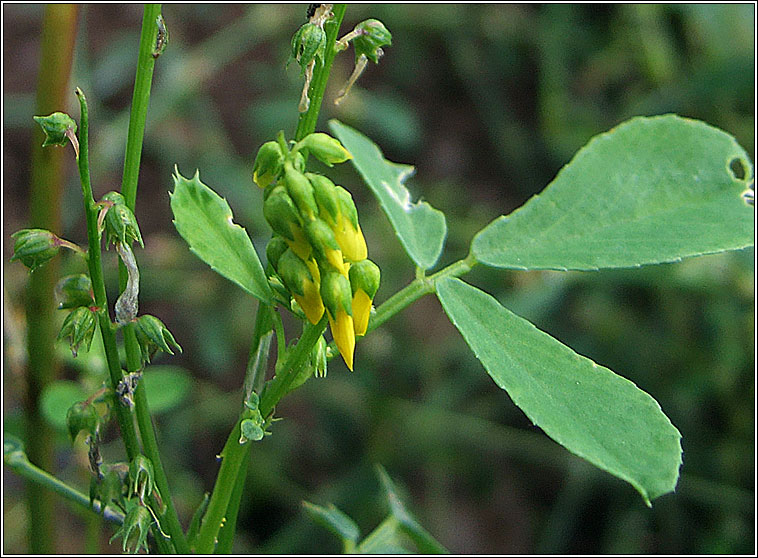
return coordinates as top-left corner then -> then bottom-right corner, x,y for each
142,366 -> 192,414
302,501 -> 360,546
170,168 -> 272,303
472,115 -> 754,270
329,119 -> 447,270
436,277 -> 682,505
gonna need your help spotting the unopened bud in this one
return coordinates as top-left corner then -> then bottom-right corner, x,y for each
284,163 -> 319,218
265,235 -> 289,271
320,269 -> 355,370
349,259 -> 381,336
263,186 -> 303,242
105,200 -> 143,248
252,141 -> 284,188
10,229 -> 61,272
57,306 -> 97,357
304,218 -> 345,273
55,274 -> 94,309
334,187 -> 367,262
306,173 -> 340,227
33,111 -> 79,156
277,249 -> 325,324
298,133 -> 352,167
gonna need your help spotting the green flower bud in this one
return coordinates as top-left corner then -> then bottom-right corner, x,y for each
57,306 -> 97,357
66,401 -> 98,443
55,274 -> 94,309
306,173 -> 340,227
10,228 -> 61,272
91,466 -> 128,513
277,249 -> 325,324
289,22 -> 326,74
105,201 -> 143,248
312,335 -> 328,378
320,269 -> 355,370
304,218 -> 345,273
349,259 -> 381,336
284,163 -> 319,218
101,191 -> 126,206
252,141 -> 284,188
334,187 -> 367,262
298,133 -> 352,167
134,314 -> 181,364
128,455 -> 155,503
265,235 -> 289,270
353,19 -> 392,64
335,187 -> 359,230
33,112 -> 77,148
110,504 -> 152,554
263,185 -> 302,242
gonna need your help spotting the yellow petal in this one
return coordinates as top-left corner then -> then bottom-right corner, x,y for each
352,290 -> 372,336
334,217 -> 367,262
325,247 -> 348,276
329,309 -> 355,370
293,278 -> 325,325
287,226 -> 311,261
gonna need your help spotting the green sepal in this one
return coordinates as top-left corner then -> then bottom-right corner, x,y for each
335,187 -> 359,230
265,235 -> 290,270
289,22 -> 326,74
284,163 -> 319,218
104,199 -> 144,248
55,274 -> 94,309
276,249 -> 314,297
128,455 -> 155,503
10,228 -> 61,272
33,112 -> 77,148
352,19 -> 392,64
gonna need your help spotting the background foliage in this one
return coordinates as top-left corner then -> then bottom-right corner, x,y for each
3,4 -> 754,553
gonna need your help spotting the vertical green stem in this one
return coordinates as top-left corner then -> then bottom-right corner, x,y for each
294,4 -> 347,141
113,5 -> 190,553
75,88 -> 142,459
24,6 -> 79,553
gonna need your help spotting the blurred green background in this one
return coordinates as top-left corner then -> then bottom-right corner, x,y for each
3,4 -> 754,554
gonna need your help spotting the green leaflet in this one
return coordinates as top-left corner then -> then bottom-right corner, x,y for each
436,277 -> 682,506
170,168 -> 272,304
329,119 -> 447,270
301,502 -> 360,548
472,115 -> 754,270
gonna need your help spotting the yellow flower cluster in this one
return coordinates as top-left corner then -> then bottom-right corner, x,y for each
254,133 -> 381,370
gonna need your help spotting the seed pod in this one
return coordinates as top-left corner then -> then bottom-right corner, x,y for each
284,163 -> 319,219
252,141 -> 284,188
306,173 -> 341,227
298,133 -> 352,167
33,112 -> 77,148
105,201 -> 143,248
352,19 -> 392,63
128,455 -> 155,503
320,269 -> 355,370
277,249 -> 325,325
289,22 -> 327,74
57,306 -> 97,357
349,259 -> 381,336
110,504 -> 152,554
10,228 -> 61,272
134,314 -> 182,364
66,401 -> 98,443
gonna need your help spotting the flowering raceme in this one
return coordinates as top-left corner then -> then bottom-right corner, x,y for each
254,132 -> 380,370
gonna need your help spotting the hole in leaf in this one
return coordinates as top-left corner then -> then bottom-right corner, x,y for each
729,157 -> 747,180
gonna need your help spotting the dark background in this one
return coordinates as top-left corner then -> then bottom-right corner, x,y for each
3,4 -> 755,554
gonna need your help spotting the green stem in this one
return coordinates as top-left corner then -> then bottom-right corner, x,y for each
294,4 -> 347,141
193,316 -> 326,554
4,448 -> 125,525
75,88 -> 142,460
24,5 -> 79,553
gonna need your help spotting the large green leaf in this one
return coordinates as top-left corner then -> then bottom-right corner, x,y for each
472,115 -> 754,270
436,277 -> 682,505
170,168 -> 272,303
329,119 -> 447,270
